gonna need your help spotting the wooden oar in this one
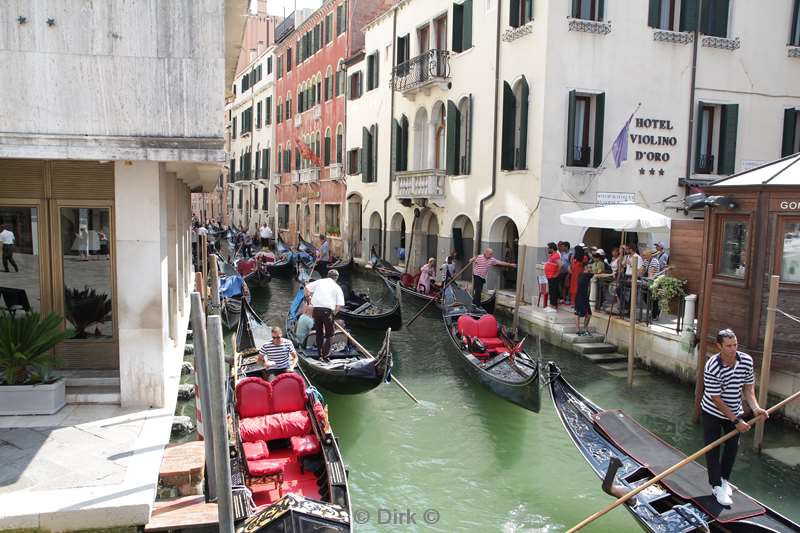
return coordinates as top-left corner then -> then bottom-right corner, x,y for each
333,322 -> 419,404
405,258 -> 475,328
567,388 -> 800,532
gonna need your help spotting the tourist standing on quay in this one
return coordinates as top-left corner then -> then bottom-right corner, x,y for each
304,269 -> 344,360
701,328 -> 768,506
544,242 -> 562,313
471,248 -> 516,306
1,224 -> 19,273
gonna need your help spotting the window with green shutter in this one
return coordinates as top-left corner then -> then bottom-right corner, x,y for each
572,0 -> 604,21
718,103 -> 738,175
501,81 -> 516,171
509,0 -> 533,28
700,0 -> 729,37
649,0 -> 677,30
566,90 -> 603,168
782,108 -> 800,157
325,14 -> 333,44
446,100 -> 461,175
371,124 -> 379,182
232,117 -> 237,139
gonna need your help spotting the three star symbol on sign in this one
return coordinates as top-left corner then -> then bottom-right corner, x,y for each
639,168 -> 665,176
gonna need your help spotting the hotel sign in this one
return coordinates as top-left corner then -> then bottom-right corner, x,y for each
632,118 -> 678,165
597,192 -> 636,205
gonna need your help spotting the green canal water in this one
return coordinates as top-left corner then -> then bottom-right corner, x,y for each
185,272 -> 800,532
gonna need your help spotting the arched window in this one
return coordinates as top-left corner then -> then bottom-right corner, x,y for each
336,60 -> 346,97
315,131 -> 321,159
433,102 -> 446,171
413,107 -> 429,170
501,76 -> 529,170
316,73 -> 322,105
298,86 -> 304,113
336,123 -> 344,164
277,144 -> 283,173
445,96 -> 472,175
325,66 -> 334,101
324,128 -> 332,166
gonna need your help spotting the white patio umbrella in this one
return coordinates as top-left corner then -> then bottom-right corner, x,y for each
559,203 -> 671,232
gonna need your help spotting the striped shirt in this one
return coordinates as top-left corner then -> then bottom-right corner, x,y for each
701,351 -> 755,419
473,255 -> 499,278
259,338 -> 295,370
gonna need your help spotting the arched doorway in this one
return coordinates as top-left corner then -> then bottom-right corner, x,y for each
368,211 -> 382,260
488,216 -> 519,290
347,193 -> 363,258
451,215 -> 475,279
390,212 -> 406,265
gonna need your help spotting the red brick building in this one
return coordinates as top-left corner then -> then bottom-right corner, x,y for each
273,0 -> 392,254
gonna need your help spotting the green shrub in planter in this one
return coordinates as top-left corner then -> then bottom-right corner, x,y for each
650,276 -> 688,313
0,311 -> 75,385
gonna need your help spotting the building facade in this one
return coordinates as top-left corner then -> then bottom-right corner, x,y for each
272,0 -> 393,256
0,0 -> 246,408
346,0 -> 800,296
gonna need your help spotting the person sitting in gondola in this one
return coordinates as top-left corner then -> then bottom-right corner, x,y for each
418,257 -> 436,294
256,326 -> 298,380
295,304 -> 315,347
218,271 -> 249,300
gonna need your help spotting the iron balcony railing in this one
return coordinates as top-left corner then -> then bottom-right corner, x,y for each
392,49 -> 451,92
395,169 -> 446,199
696,154 -> 715,174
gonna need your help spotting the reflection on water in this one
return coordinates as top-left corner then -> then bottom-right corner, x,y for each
189,272 -> 800,532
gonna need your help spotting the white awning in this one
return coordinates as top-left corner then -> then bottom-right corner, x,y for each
560,203 -> 672,232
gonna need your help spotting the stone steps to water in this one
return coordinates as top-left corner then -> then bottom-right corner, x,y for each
563,332 -> 606,344
573,342 -> 618,355
580,352 -> 628,364
65,385 -> 121,404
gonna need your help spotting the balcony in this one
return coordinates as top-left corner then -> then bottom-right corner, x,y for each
328,163 -> 344,180
299,167 -> 319,183
392,50 -> 450,98
395,170 -> 446,200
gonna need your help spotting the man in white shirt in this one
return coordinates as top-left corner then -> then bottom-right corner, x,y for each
259,223 -> 273,249
304,269 -> 345,359
0,224 -> 19,273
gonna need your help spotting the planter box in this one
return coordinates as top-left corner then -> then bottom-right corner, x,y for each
0,379 -> 66,415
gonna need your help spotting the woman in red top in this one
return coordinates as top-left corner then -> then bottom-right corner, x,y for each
569,244 -> 589,305
544,242 -> 562,312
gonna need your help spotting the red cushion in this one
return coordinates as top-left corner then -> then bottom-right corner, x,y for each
243,440 -> 269,461
457,315 -> 479,337
481,337 -> 506,349
477,315 -> 499,339
236,377 -> 272,419
313,403 -> 326,425
237,259 -> 256,276
247,459 -> 284,477
273,411 -> 311,439
290,435 -> 321,457
239,411 -> 311,442
270,373 -> 307,413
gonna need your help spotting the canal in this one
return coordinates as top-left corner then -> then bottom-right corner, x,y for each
193,270 -> 800,532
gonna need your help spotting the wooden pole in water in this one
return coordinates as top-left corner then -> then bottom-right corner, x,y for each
567,389 -> 800,532
754,274 -> 780,452
205,315 -> 234,533
627,255 -> 638,387
512,245 -> 527,338
210,256 -> 221,315
189,293 -> 217,499
693,262 -> 715,423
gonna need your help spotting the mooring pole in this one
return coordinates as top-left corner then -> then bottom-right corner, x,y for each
210,256 -> 221,315
754,275 -> 780,452
206,315 -> 234,532
189,293 -> 216,499
512,245 -> 527,337
693,262 -> 714,423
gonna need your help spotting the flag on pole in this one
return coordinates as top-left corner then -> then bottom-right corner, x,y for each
612,113 -> 635,168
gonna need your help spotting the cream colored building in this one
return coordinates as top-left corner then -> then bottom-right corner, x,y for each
228,45 -> 278,232
346,0 -> 800,295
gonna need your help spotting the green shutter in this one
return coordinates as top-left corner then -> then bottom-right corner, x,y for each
374,53 -> 379,88
401,116 -> 409,171
463,0 -> 473,50
393,119 -> 400,172
501,82 -> 516,171
566,90 -> 577,166
593,92 -> 605,168
679,0 -> 699,31
324,136 -> 331,166
694,102 -> 704,172
361,127 -> 369,181
792,0 -> 800,45
519,80 -> 529,169
648,0 -> 660,28
782,108 -> 798,157
706,0 -> 729,37
446,100 -> 460,175
718,103 -> 738,175
510,0 -> 520,27
571,0 -> 581,18
466,95 -> 473,174
597,0 -> 605,20
372,125 -> 379,182
453,3 -> 464,53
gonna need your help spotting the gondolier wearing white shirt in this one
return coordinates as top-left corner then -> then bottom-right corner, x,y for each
701,328 -> 768,506
304,269 -> 344,360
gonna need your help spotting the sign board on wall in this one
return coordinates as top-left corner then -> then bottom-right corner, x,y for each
597,192 -> 636,205
741,160 -> 766,172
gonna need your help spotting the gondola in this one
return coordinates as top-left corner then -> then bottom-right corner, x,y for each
442,284 -> 539,412
547,362 -> 800,533
285,289 -> 392,394
219,272 -> 248,330
265,238 -> 295,278
229,297 -> 352,532
337,275 -> 403,331
370,257 -> 402,280
236,256 -> 272,287
377,269 -> 496,313
297,234 -> 352,276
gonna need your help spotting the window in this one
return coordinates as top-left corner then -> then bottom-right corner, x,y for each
286,147 -> 292,171
262,183 -> 269,210
267,56 -> 273,74
719,218 -> 749,278
418,25 -> 430,54
676,0 -> 730,35
348,149 -> 361,174
238,188 -> 243,209
335,69 -> 344,97
349,71 -> 363,100
336,124 -> 344,164
510,0 -> 533,27
277,56 -> 283,79
230,158 -> 236,181
278,204 -> 289,229
325,204 -> 341,234
255,149 -> 261,177
242,74 -> 250,92
792,0 -> 800,45
256,102 -> 262,129
277,146 -> 282,173
261,148 -> 270,178
397,34 -> 410,66
571,0 -> 604,21
324,128 -> 332,165
298,87 -> 305,113
325,14 -> 333,44
361,124 -> 378,182
781,221 -> 800,282
254,189 -> 259,210
502,79 -> 531,170
445,97 -> 472,175
286,95 -> 292,119
232,116 -> 237,139
241,107 -> 253,135
366,52 -> 379,91
394,115 -> 409,172
782,108 -> 800,157
337,1 -> 347,36
276,99 -> 282,124
695,101 -> 738,175
434,15 -> 448,50
325,69 -> 333,100
453,0 -> 474,52
265,96 -> 272,125
286,48 -> 293,72
565,89 -> 604,169
648,0 -> 677,30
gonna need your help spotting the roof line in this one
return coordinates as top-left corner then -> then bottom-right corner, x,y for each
710,153 -> 800,186
763,153 -> 800,184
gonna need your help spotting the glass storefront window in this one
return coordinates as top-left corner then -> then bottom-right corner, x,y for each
0,207 -> 41,313
60,207 -> 113,339
719,219 -> 749,278
782,222 -> 800,283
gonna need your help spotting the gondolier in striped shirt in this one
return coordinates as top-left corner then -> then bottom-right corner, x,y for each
257,326 -> 298,379
471,248 -> 516,306
701,328 -> 768,506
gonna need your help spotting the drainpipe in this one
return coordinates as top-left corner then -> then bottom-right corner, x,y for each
475,0 -> 503,256
684,0 -> 703,190
382,7 -> 399,258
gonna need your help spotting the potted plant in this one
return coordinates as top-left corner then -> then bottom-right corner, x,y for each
64,287 -> 112,338
650,276 -> 687,315
0,311 -> 75,415
326,225 -> 341,237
